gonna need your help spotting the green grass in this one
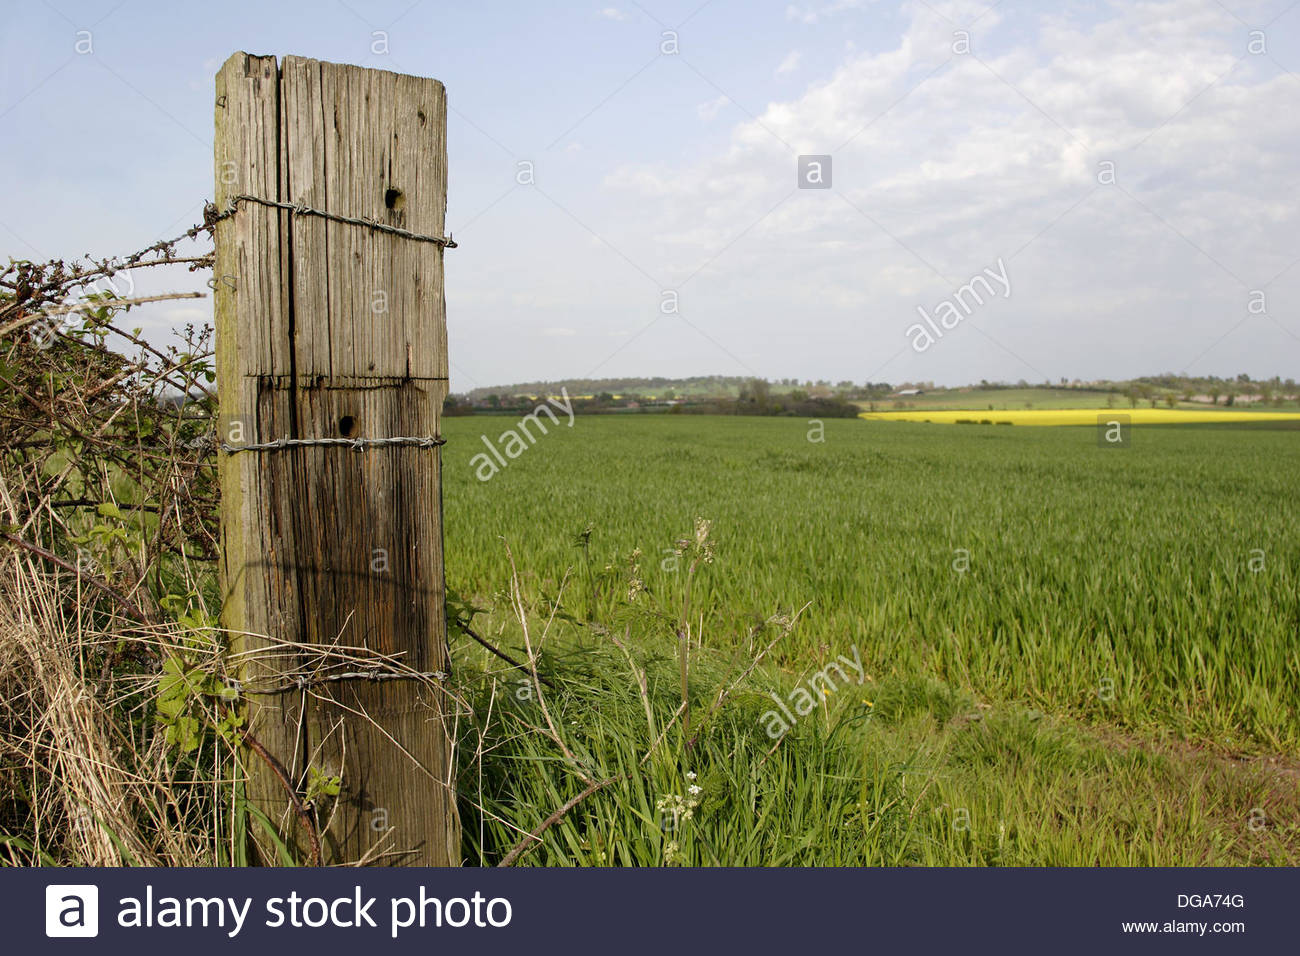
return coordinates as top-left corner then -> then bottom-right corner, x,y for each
453,633 -> 1298,866
445,414 -> 1300,865
445,415 -> 1300,750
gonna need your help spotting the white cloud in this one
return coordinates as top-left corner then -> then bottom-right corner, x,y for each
601,0 -> 1300,382
786,0 -> 867,24
697,94 -> 731,120
598,7 -> 626,20
160,305 -> 211,323
776,50 -> 802,76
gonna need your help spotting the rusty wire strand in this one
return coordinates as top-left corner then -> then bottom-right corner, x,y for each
236,668 -> 450,696
207,194 -> 458,248
219,435 -> 446,454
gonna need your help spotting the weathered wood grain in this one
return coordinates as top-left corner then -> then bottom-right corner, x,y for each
214,52 -> 457,866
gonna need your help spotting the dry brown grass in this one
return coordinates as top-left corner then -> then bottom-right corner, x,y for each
0,548 -> 234,866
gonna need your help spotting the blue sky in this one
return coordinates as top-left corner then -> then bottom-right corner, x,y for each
3,0 -> 1299,390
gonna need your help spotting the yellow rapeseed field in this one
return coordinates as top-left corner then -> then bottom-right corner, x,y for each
859,408 -> 1300,426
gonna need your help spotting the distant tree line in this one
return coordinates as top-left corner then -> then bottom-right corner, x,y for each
444,371 -> 1299,417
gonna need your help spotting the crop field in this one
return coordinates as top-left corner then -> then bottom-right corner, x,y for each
855,386 -> 1300,412
443,414 -> 1300,865
860,387 -> 1127,410
860,408 -> 1300,425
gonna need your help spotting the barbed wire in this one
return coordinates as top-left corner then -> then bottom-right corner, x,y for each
220,435 -> 446,454
235,667 -> 449,696
2,192 -> 458,333
206,194 -> 458,249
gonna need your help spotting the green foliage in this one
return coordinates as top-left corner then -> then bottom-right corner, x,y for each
305,767 -> 342,805
444,586 -> 486,634
155,649 -> 243,755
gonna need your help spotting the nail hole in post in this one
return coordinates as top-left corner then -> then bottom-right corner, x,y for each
384,188 -> 404,211
339,415 -> 357,438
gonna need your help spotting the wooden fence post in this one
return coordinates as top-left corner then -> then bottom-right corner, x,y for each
213,52 -> 459,866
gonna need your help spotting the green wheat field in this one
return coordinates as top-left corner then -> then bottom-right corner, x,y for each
442,415 -> 1300,866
